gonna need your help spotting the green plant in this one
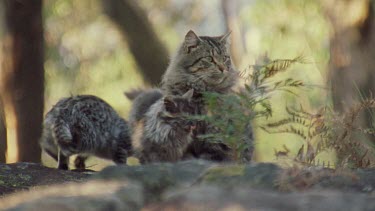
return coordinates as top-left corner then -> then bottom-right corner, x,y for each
200,54 -> 375,168
200,55 -> 306,162
263,95 -> 375,168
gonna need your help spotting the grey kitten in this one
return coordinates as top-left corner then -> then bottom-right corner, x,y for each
161,30 -> 253,162
40,95 -> 132,170
131,89 -> 198,164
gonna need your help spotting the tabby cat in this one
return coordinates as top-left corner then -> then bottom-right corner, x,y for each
162,30 -> 238,96
40,95 -> 132,170
127,30 -> 253,162
163,30 -> 253,161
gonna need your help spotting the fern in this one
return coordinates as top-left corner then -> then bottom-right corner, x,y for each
263,100 -> 375,168
202,54 -> 375,168
201,54 -> 305,162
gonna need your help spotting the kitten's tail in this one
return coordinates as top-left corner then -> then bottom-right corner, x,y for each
40,117 -> 73,161
40,133 -> 59,161
40,122 -> 59,161
52,118 -> 73,144
124,88 -> 146,101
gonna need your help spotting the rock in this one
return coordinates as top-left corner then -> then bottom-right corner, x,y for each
148,185 -> 375,211
199,162 -> 282,190
277,166 -> 375,192
93,159 -> 215,203
0,180 -> 143,211
0,162 -> 90,196
1,160 -> 375,210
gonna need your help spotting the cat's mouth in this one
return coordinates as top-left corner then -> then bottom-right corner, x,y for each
208,74 -> 227,85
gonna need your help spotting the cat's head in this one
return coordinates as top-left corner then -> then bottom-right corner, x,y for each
161,89 -> 197,132
162,30 -> 238,95
163,89 -> 195,115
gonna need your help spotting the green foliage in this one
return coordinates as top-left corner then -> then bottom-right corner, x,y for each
201,55 -> 306,162
40,0 -> 334,166
202,54 -> 375,168
262,94 -> 375,169
43,0 -> 144,118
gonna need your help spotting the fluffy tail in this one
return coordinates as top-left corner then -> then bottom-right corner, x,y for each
40,117 -> 73,161
127,88 -> 163,126
40,126 -> 59,161
124,88 -> 146,101
52,118 -> 73,144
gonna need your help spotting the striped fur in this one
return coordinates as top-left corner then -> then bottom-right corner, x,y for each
126,31 -> 253,163
161,30 -> 238,96
161,30 -> 253,162
126,88 -> 163,130
40,95 -> 132,170
132,90 -> 198,164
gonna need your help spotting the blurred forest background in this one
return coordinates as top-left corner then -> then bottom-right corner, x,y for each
0,0 -> 374,169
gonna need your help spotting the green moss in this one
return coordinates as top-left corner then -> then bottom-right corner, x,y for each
202,165 -> 245,182
0,173 -> 32,188
18,174 -> 32,181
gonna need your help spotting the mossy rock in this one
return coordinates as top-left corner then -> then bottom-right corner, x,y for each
199,162 -> 281,189
151,185 -> 375,211
93,159 -> 215,202
0,180 -> 143,211
0,162 -> 90,196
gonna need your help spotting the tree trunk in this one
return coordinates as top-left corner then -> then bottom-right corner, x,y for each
324,0 -> 375,115
102,0 -> 169,86
0,0 -> 44,162
0,99 -> 6,163
0,0 -> 6,163
322,0 -> 375,164
221,0 -> 245,67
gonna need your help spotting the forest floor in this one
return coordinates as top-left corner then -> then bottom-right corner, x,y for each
0,160 -> 375,210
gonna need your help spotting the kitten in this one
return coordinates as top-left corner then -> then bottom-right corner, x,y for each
131,89 -> 198,164
40,95 -> 132,170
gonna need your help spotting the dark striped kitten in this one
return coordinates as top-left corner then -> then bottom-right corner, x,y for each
131,89 -> 198,164
40,95 -> 132,170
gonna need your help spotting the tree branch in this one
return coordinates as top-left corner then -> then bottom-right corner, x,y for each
102,0 -> 169,86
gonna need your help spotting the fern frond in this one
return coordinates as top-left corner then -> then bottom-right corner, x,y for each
262,55 -> 305,80
261,125 -> 307,140
266,116 -> 310,128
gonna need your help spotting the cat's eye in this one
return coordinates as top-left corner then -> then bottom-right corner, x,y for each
200,60 -> 212,67
204,56 -> 214,62
224,56 -> 231,65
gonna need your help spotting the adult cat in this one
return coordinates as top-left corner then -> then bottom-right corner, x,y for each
127,30 -> 253,162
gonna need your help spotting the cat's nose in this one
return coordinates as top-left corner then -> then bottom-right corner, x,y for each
218,64 -> 227,73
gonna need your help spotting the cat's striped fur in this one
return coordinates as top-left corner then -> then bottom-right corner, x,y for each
127,30 -> 253,162
131,90 -> 198,164
162,30 -> 252,162
162,30 -> 238,96
40,95 -> 132,170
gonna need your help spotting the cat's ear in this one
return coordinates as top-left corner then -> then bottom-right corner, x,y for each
219,31 -> 231,44
182,89 -> 194,101
184,30 -> 201,51
164,96 -> 177,112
